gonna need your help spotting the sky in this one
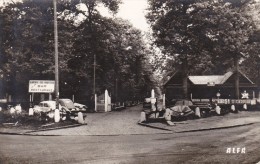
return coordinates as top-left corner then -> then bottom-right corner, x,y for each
99,0 -> 150,32
1,0 -> 150,32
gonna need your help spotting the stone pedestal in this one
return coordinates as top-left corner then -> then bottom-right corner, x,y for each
54,109 -> 60,123
195,107 -> 201,118
78,112 -> 85,124
216,106 -> 221,115
140,112 -> 146,123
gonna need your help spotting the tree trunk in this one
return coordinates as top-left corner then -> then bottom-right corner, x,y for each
234,55 -> 240,99
182,57 -> 188,99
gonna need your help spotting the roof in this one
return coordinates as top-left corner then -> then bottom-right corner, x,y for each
189,72 -> 233,85
165,70 -> 254,86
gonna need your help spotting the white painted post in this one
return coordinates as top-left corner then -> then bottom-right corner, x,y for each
151,89 -> 155,98
216,106 -> 221,115
231,105 -> 235,112
72,94 -> 74,102
95,94 -> 97,112
195,107 -> 201,118
8,95 -> 11,103
78,112 -> 84,124
163,94 -> 166,109
253,91 -> 255,99
29,108 -> 34,116
54,109 -> 60,122
108,94 -> 111,112
105,90 -> 108,112
243,104 -> 247,110
140,112 -> 146,122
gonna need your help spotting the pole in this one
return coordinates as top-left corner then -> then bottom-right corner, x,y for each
93,53 -> 96,95
53,0 -> 59,109
115,78 -> 118,103
234,55 -> 239,99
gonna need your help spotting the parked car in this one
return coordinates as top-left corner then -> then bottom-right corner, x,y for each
33,101 -> 61,113
74,103 -> 88,111
33,99 -> 87,118
59,99 -> 87,113
166,99 -> 195,120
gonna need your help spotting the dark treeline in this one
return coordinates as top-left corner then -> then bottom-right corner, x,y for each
146,0 -> 260,98
0,0 -> 156,105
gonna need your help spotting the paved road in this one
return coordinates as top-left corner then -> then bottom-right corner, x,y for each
1,105 -> 260,163
1,123 -> 260,163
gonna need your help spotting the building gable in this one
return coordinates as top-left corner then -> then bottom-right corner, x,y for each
164,71 -> 192,86
223,71 -> 254,85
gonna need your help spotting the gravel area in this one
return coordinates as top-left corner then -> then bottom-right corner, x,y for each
27,105 -> 172,136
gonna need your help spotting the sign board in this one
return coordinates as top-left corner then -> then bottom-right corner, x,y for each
29,80 -> 55,93
207,82 -> 215,86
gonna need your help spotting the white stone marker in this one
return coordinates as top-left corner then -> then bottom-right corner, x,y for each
54,109 -> 60,123
243,104 -> 247,110
231,105 -> 235,112
29,108 -> 34,116
140,112 -> 146,122
216,106 -> 221,115
195,107 -> 201,118
0,107 -> 2,112
164,108 -> 172,121
78,112 -> 85,124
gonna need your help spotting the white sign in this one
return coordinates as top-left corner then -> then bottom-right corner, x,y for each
207,82 -> 215,86
29,80 -> 55,93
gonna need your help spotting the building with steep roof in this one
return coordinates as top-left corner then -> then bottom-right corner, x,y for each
164,70 -> 258,101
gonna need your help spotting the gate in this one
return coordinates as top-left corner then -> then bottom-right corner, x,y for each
95,90 -> 111,112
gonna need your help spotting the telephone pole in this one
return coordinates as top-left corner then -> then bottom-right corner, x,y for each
53,0 -> 59,109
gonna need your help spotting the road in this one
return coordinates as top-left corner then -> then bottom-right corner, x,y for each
1,123 -> 260,164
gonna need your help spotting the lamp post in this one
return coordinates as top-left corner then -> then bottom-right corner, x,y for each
53,0 -> 59,109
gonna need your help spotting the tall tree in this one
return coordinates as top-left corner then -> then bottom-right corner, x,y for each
0,0 -> 156,104
146,0 -> 256,99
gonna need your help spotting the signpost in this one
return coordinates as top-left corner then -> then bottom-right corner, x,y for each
28,80 -> 55,108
